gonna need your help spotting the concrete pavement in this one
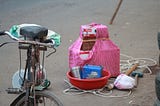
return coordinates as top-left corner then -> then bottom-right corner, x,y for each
0,0 -> 160,105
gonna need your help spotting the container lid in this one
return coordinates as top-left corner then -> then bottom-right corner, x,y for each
80,23 -> 109,39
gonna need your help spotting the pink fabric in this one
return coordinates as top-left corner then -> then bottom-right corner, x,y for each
69,23 -> 120,77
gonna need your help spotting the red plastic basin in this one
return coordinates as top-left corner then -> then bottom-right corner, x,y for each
67,70 -> 111,90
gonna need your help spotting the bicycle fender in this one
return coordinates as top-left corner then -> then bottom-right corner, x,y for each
10,92 -> 26,106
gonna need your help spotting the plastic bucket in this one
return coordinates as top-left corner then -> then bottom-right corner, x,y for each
67,70 -> 111,90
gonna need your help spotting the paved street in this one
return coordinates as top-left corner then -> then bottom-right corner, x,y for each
0,0 -> 160,106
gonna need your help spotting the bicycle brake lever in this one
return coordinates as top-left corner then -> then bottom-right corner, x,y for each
0,43 -> 6,47
46,47 -> 56,58
0,42 -> 16,47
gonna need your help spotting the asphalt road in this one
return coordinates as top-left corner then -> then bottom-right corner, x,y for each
0,0 -> 160,106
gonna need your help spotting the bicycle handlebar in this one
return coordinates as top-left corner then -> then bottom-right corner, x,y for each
0,31 -> 55,48
0,31 -> 5,36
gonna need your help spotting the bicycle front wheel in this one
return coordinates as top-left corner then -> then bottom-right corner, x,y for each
11,90 -> 63,106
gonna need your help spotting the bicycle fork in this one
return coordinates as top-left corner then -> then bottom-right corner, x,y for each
23,45 -> 37,106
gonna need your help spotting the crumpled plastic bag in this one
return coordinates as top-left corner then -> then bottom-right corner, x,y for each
114,74 -> 135,89
9,24 -> 61,47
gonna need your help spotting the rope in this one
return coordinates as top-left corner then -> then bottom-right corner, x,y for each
120,54 -> 157,74
63,54 -> 157,98
95,89 -> 132,98
63,79 -> 132,98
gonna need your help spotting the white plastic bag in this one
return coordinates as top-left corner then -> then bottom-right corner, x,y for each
114,74 -> 135,89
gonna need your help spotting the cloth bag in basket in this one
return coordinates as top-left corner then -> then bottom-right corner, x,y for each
69,23 -> 120,77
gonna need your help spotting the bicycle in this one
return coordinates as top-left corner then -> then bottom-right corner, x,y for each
0,24 -> 63,106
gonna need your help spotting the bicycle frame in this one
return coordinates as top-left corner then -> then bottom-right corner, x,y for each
0,29 -> 63,106
0,32 -> 50,104
18,43 -> 47,105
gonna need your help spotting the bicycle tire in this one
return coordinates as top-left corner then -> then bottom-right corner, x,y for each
10,90 -> 63,106
156,72 -> 160,101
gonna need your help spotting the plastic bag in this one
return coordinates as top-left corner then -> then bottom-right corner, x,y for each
114,74 -> 135,89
